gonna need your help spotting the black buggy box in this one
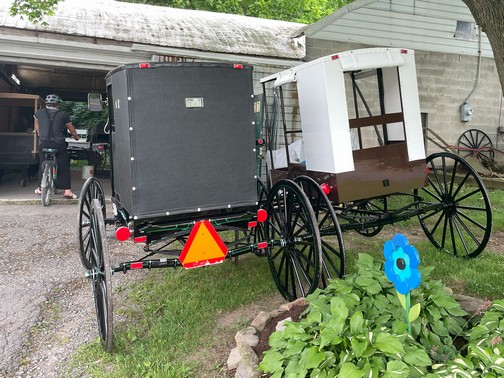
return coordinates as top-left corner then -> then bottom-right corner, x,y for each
106,62 -> 256,219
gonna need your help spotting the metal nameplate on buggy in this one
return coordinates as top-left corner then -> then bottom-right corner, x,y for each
185,97 -> 204,108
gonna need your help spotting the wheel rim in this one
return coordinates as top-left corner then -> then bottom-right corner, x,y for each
295,176 -> 345,288
418,152 -> 492,258
78,177 -> 106,269
90,199 -> 113,351
457,129 -> 494,162
354,198 -> 387,237
337,197 -> 386,236
265,180 -> 321,301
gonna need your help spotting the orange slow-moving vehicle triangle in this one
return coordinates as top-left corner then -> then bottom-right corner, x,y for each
179,220 -> 228,269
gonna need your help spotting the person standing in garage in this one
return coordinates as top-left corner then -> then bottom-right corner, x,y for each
34,94 -> 80,199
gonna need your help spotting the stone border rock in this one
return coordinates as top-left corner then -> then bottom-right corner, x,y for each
226,298 -> 307,378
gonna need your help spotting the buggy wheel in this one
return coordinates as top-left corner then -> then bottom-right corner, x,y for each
417,152 -> 492,258
89,199 -> 113,352
265,179 -> 321,301
457,129 -> 494,162
41,163 -> 51,207
353,198 -> 387,237
78,177 -> 106,269
295,176 -> 345,288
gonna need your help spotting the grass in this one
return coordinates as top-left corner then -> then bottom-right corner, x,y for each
70,187 -> 504,377
71,254 -> 279,377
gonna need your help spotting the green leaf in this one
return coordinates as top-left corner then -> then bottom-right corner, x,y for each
374,333 -> 405,356
426,306 -> 442,321
397,292 -> 407,310
445,305 -> 468,317
409,303 -> 421,323
351,337 -> 368,358
356,253 -> 375,271
383,360 -> 410,377
430,320 -> 449,337
492,299 -> 504,312
284,340 -> 306,357
319,351 -> 337,370
350,311 -> 364,335
430,293 -> 459,309
299,346 -> 326,370
403,346 -> 432,367
330,297 -> 349,320
259,351 -> 284,372
339,362 -> 365,378
468,345 -> 492,363
373,294 -> 391,311
453,357 -> 474,370
391,319 -> 408,335
469,324 -> 491,341
320,326 -> 343,349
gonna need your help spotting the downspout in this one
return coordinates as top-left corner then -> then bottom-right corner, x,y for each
460,25 -> 482,122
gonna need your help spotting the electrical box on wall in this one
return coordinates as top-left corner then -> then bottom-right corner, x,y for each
460,102 -> 473,122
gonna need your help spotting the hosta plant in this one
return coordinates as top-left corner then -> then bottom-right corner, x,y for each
258,253 -> 469,377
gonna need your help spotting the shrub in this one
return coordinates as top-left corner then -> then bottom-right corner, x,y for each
258,254 -> 504,377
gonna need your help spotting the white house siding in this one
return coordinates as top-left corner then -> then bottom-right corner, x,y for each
305,0 -> 493,58
304,0 -> 503,157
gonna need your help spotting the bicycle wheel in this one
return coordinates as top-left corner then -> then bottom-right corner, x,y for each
41,162 -> 51,207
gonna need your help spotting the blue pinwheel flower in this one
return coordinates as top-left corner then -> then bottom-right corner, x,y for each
383,234 -> 421,294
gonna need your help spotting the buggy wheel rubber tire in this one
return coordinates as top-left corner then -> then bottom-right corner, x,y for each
265,179 -> 322,301
417,152 -> 492,258
295,176 -> 345,288
78,177 -> 106,270
90,199 -> 113,352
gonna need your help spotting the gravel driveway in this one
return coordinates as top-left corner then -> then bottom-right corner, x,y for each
0,203 -> 140,378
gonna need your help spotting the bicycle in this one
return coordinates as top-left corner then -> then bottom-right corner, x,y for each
40,148 -> 58,206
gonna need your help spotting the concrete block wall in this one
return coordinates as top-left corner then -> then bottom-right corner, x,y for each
306,39 -> 504,157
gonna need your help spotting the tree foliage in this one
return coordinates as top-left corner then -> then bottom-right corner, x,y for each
9,0 -> 350,24
123,0 -> 349,23
9,0 -> 60,24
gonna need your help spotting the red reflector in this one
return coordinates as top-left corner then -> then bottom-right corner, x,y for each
233,64 -> 243,69
401,49 -> 408,54
331,54 -> 339,60
321,183 -> 331,195
131,262 -> 143,269
138,63 -> 151,69
248,221 -> 258,229
257,139 -> 264,145
257,209 -> 268,223
425,166 -> 430,174
134,235 -> 147,243
116,226 -> 130,241
257,241 -> 268,249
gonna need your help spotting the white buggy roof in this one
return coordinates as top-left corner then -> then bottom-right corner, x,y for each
262,47 -> 425,174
